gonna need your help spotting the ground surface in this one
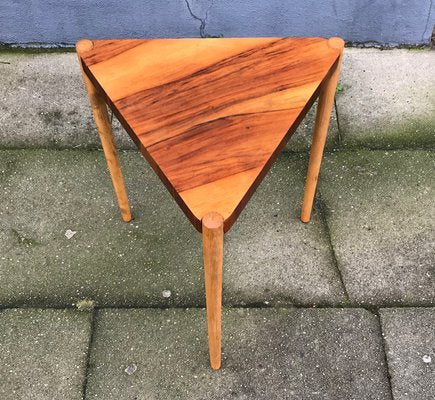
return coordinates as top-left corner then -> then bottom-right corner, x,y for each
0,47 -> 434,399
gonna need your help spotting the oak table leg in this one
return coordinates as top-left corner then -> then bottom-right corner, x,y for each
301,37 -> 345,223
202,212 -> 224,370
76,40 -> 132,222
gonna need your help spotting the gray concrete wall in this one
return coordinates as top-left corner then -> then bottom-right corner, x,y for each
1,0 -> 434,46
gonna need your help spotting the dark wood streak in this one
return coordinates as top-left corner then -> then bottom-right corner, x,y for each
115,41 -> 333,148
137,102 -> 303,150
148,109 -> 300,191
113,38 -> 286,102
82,40 -> 146,66
115,39 -> 323,107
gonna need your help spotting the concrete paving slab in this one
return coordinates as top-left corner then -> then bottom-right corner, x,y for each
225,153 -> 346,306
0,149 -> 345,307
0,308 -> 92,400
336,48 -> 435,149
0,52 -> 135,150
0,51 -> 337,152
320,150 -> 435,305
380,308 -> 435,400
85,307 -> 391,400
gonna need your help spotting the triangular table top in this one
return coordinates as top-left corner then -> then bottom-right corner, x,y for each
77,37 -> 342,232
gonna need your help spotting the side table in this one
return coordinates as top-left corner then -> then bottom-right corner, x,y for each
76,37 -> 344,369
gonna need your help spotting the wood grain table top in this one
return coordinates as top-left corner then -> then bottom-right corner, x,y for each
77,37 -> 342,232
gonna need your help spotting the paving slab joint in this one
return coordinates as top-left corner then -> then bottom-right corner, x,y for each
317,192 -> 351,304
333,97 -> 342,145
81,309 -> 96,400
377,313 -> 395,399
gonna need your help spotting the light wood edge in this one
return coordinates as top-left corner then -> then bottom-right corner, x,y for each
327,37 -> 345,50
76,39 -> 94,55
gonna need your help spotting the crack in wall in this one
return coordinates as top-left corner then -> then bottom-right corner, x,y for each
184,0 -> 214,37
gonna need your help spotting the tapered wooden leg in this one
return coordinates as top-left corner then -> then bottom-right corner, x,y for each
76,40 -> 131,222
301,37 -> 345,223
202,212 -> 224,370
